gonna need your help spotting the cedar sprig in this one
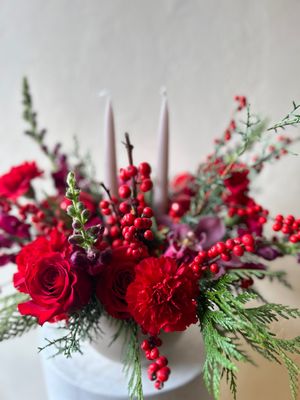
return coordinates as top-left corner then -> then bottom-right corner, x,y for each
38,297 -> 103,357
0,293 -> 37,341
123,321 -> 144,400
199,274 -> 300,400
268,102 -> 300,132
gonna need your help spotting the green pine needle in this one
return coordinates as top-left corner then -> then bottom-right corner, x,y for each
199,274 -> 300,400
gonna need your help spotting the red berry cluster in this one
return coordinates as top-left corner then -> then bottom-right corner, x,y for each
100,162 -> 155,259
272,214 -> 300,243
141,337 -> 171,390
189,234 -> 255,278
234,95 -> 247,111
227,202 -> 268,225
119,162 -> 153,198
18,203 -> 39,220
224,119 -> 236,142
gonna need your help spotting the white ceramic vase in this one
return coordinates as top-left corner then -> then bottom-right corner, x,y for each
40,318 -> 205,399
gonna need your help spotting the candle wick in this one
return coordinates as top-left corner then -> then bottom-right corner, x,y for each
160,86 -> 167,99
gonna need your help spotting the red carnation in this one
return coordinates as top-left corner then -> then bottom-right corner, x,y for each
96,246 -> 136,319
0,161 -> 42,200
126,256 -> 198,335
14,229 -> 92,324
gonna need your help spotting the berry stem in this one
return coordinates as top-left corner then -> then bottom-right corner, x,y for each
123,133 -> 138,215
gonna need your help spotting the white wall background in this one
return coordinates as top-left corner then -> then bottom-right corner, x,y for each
1,1 -> 300,399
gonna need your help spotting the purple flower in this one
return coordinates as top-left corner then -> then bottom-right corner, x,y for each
164,216 -> 225,262
0,213 -> 30,239
256,246 -> 282,261
0,234 -> 13,248
52,154 -> 69,194
194,216 -> 226,249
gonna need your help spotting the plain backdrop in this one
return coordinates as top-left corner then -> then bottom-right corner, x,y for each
1,1 -> 300,399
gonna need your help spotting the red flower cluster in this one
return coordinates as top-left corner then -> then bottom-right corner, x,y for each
0,161 -> 42,200
14,229 -> 92,324
223,164 -> 268,235
126,256 -> 198,335
96,246 -> 136,319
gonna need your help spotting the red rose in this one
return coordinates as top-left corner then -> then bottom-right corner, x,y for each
126,256 -> 198,335
14,229 -> 92,324
96,246 -> 136,320
0,161 -> 42,200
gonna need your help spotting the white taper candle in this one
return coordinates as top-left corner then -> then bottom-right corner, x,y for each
154,91 -> 169,215
103,98 -> 118,198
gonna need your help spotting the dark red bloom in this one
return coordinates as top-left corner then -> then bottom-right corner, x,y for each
224,168 -> 249,196
171,172 -> 195,196
14,229 -> 92,324
96,246 -> 136,320
126,256 -> 198,335
0,162 -> 42,200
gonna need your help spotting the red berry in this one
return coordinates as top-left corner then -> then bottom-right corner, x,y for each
150,347 -> 159,360
258,216 -> 267,225
154,380 -> 163,390
110,225 -> 120,237
145,350 -> 152,360
140,179 -> 153,192
241,277 -> 254,289
220,252 -> 231,262
100,200 -> 109,209
210,263 -> 219,274
275,214 -> 284,222
119,185 -> 131,199
233,245 -> 244,257
225,239 -> 235,250
156,356 -> 168,368
245,245 -> 255,253
148,363 -> 159,375
127,165 -> 138,177
141,339 -> 151,351
191,263 -> 201,275
156,366 -> 171,382
139,162 -> 151,177
197,250 -> 207,261
142,207 -> 153,218
119,168 -> 130,181
241,234 -> 254,246
134,218 -> 144,229
216,242 -> 226,254
119,202 -> 130,214
144,230 -> 154,240
282,225 -> 291,234
102,208 -> 111,216
272,222 -> 282,231
289,235 -> 299,243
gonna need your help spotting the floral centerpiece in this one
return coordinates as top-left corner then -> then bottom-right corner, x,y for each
1,80 -> 300,399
